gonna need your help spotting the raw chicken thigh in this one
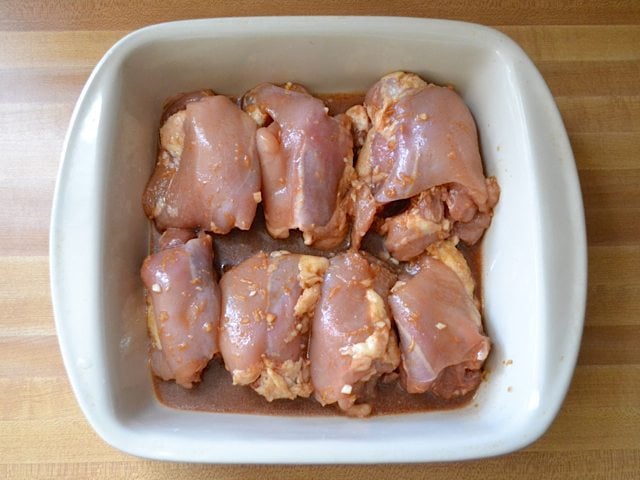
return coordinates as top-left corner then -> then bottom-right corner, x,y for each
389,241 -> 490,398
242,83 -> 354,249
143,92 -> 261,234
219,251 -> 329,401
377,186 -> 450,262
352,71 -> 499,259
309,252 -> 400,416
140,230 -> 221,388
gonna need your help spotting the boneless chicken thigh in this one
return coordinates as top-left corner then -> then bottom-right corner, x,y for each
377,186 -> 451,262
143,92 -> 261,234
140,230 -> 221,388
219,251 -> 329,401
389,241 -> 490,398
242,83 -> 354,249
309,252 -> 400,416
352,72 -> 499,258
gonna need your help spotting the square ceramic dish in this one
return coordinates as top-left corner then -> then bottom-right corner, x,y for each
50,17 -> 587,463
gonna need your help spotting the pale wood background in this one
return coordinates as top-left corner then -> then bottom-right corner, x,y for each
1,1 -> 638,478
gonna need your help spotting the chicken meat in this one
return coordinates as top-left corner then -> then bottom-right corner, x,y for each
352,71 -> 499,259
309,252 -> 400,416
219,250 -> 329,401
140,230 -> 221,388
388,241 -> 490,398
143,92 -> 261,234
377,186 -> 451,262
242,83 -> 354,249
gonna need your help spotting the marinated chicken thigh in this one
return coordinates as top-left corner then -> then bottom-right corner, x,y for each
378,186 -> 450,262
143,92 -> 261,234
140,230 -> 221,388
219,251 -> 329,401
352,72 -> 499,258
389,241 -> 490,398
309,252 -> 400,416
242,83 -> 354,249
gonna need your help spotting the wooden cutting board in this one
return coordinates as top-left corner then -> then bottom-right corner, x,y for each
1,1 -> 638,478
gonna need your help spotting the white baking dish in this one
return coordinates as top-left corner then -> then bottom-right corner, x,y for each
50,16 -> 587,463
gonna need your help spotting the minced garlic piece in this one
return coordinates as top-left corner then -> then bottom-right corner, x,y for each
146,301 -> 161,350
266,313 -> 276,328
339,289 -> 391,373
390,281 -> 406,294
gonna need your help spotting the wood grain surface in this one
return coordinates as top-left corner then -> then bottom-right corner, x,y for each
1,1 -> 638,478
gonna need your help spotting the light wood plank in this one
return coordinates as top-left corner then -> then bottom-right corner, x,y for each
0,102 -> 71,256
580,170 -> 640,211
585,207 -> 640,247
588,246 -> 640,286
586,283 -> 640,327
0,377 -> 78,421
1,25 -> 639,71
1,0 -> 639,31
580,169 -> 640,246
499,25 -> 640,62
0,336 -> 64,378
538,60 -> 640,97
571,132 -> 640,171
0,418 -> 124,464
578,326 -> 640,365
530,366 -> 640,453
0,450 -> 638,480
0,186 -> 54,256
0,257 -> 54,337
0,68 -> 88,103
0,31 -> 126,69
562,366 -> 640,411
0,103 -> 72,166
557,95 -> 640,134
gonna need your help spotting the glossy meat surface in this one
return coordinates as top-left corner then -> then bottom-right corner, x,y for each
219,251 -> 329,401
378,187 -> 451,261
243,83 -> 354,249
389,244 -> 489,397
352,72 -> 499,255
309,252 -> 400,416
143,94 -> 261,234
360,73 -> 489,204
140,231 -> 221,388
